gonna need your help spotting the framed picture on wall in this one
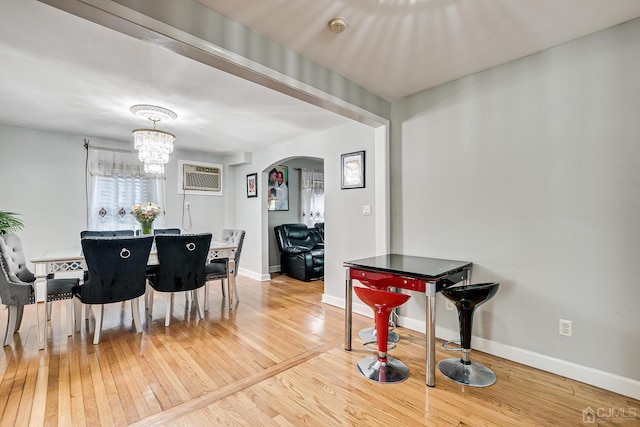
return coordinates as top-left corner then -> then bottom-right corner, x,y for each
267,165 -> 289,210
341,151 -> 365,189
246,173 -> 257,198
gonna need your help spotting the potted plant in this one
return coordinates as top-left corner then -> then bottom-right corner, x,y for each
0,211 -> 25,234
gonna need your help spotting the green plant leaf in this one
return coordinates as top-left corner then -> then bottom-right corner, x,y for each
0,211 -> 25,233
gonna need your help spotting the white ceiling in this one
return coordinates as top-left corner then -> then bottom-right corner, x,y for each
198,0 -> 640,101
1,0 -> 639,155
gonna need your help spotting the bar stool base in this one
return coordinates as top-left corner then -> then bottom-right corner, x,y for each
359,327 -> 400,343
357,356 -> 409,383
438,358 -> 496,387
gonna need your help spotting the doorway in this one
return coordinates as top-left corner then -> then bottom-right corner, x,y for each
266,157 -> 324,274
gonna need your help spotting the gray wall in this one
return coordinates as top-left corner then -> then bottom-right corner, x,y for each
391,17 -> 640,384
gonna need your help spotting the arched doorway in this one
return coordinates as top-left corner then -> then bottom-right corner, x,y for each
264,156 -> 324,275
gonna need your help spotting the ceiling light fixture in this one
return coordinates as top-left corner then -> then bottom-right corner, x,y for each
328,17 -> 347,33
130,104 -> 177,174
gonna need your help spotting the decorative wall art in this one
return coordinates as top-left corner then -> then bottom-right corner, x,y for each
267,165 -> 289,210
341,151 -> 365,189
246,173 -> 258,198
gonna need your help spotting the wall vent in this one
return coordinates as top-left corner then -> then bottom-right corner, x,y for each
179,160 -> 223,196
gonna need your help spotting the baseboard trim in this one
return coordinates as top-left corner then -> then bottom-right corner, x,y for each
322,294 -> 640,400
237,268 -> 270,282
269,265 -> 281,274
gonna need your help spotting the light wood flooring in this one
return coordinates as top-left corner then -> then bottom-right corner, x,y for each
1,274 -> 638,426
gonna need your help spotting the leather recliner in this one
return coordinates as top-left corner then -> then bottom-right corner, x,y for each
274,224 -> 324,282
314,222 -> 324,241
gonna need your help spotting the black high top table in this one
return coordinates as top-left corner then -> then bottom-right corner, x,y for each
344,254 -> 472,387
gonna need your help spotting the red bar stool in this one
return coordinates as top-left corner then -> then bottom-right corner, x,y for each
438,282 -> 500,387
357,279 -> 400,346
354,286 -> 411,383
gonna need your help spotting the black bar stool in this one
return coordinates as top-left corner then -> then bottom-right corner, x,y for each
438,282 -> 499,387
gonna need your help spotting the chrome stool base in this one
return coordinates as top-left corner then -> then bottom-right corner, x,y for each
359,327 -> 400,343
357,356 -> 409,384
438,358 -> 496,387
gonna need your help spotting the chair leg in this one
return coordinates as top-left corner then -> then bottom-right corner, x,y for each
131,298 -> 142,333
204,282 -> 209,312
195,288 -> 204,320
165,294 -> 172,327
147,285 -> 155,318
66,300 -> 73,337
231,278 -> 239,304
15,304 -> 24,332
84,304 -> 91,319
93,305 -> 104,345
220,280 -> 226,298
74,299 -> 82,333
47,301 -> 52,321
4,305 -> 18,346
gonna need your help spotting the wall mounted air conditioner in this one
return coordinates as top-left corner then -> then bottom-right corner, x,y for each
178,160 -> 223,196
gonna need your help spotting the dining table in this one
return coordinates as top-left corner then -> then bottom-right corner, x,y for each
344,254 -> 473,387
31,240 -> 237,350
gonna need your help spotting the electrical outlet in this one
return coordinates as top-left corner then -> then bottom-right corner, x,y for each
445,299 -> 455,311
559,319 -> 572,337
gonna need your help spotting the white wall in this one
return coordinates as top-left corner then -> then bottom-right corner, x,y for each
229,121 -> 380,300
0,124 -> 226,257
391,17 -> 640,394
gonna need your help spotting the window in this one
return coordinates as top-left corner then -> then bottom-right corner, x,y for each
87,147 -> 165,230
300,169 -> 324,227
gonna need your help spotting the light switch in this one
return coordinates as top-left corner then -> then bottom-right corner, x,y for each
362,205 -> 372,216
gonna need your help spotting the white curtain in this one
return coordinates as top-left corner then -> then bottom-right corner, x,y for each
300,169 -> 324,227
87,146 -> 165,230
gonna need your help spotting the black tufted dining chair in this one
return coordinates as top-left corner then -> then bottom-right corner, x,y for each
74,236 -> 153,344
80,230 -> 134,238
146,233 -> 212,326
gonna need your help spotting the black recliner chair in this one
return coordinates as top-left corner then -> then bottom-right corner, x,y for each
274,224 -> 324,282
314,222 -> 324,241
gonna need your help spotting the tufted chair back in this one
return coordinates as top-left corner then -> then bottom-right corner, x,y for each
148,233 -> 212,292
220,229 -> 246,274
0,234 -> 36,305
80,230 -> 135,238
78,236 -> 153,304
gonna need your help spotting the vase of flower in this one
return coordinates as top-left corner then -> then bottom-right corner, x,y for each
131,202 -> 162,236
141,220 -> 154,235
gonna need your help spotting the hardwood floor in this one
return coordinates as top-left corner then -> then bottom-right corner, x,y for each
1,274 -> 638,426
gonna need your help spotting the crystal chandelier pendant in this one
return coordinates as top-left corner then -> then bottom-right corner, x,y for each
130,105 -> 177,174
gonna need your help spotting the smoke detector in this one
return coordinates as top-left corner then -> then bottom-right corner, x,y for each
328,17 -> 347,33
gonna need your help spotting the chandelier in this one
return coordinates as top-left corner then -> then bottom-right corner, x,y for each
131,104 -> 177,174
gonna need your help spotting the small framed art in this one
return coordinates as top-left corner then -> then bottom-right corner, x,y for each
246,173 -> 257,198
341,151 -> 365,189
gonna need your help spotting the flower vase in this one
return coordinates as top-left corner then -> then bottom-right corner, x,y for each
141,221 -> 154,235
